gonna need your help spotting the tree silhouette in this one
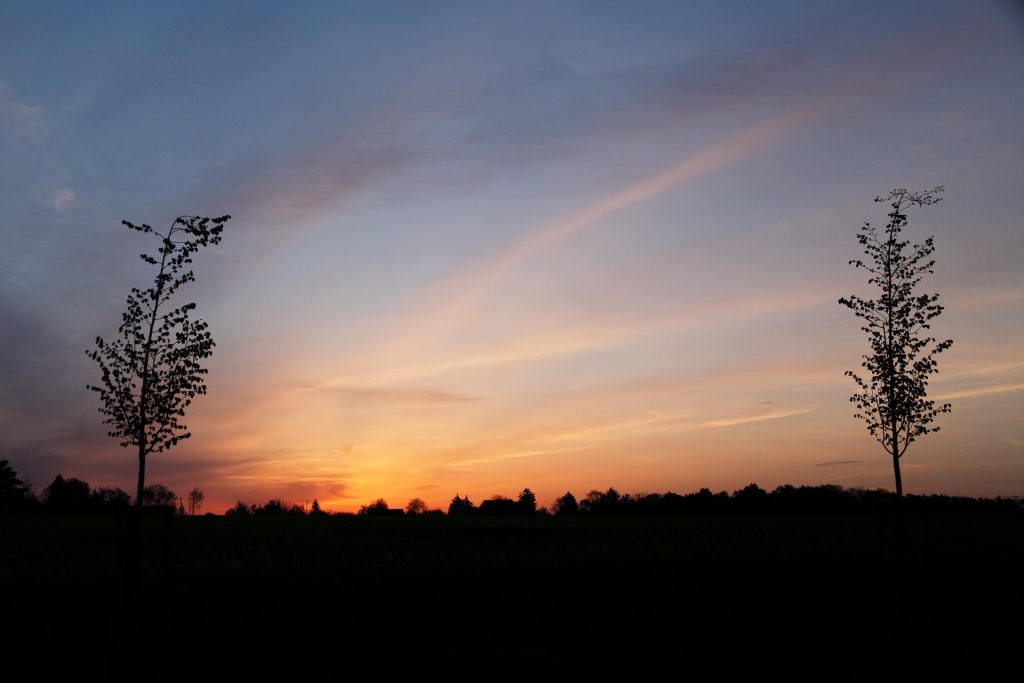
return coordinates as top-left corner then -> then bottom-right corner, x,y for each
839,188 -> 952,498
87,215 -> 229,512
43,474 -> 91,513
91,486 -> 131,512
188,487 -> 204,516
552,491 -> 579,516
405,498 -> 428,515
256,499 -> 290,515
0,459 -> 35,513
581,487 -> 621,514
359,498 -> 391,515
447,494 -> 476,515
142,483 -> 177,507
228,500 -> 252,516
517,488 -> 537,514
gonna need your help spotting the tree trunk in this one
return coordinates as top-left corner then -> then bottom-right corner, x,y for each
129,438 -> 146,591
891,424 -> 907,562
891,409 -> 902,499
136,442 -> 146,511
892,446 -> 903,498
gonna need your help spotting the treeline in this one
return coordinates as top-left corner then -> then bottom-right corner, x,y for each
540,484 -> 1024,517
4,458 -> 1022,517
357,484 -> 1023,518
225,499 -> 317,516
0,459 -> 199,515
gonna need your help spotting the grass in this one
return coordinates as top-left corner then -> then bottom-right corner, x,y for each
3,514 -> 1020,668
3,513 -> 1021,583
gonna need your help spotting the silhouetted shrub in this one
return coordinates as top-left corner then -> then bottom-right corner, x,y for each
552,492 -> 579,516
359,498 -> 397,515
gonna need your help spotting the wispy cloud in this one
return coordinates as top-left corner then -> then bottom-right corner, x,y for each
934,383 -> 1024,401
440,412 -> 693,469
426,104 -> 826,334
52,188 -> 75,213
441,405 -> 813,470
0,82 -> 41,118
213,141 -> 415,229
319,385 -> 480,404
316,324 -> 636,388
699,408 -> 811,429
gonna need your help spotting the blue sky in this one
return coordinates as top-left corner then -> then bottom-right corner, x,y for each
2,1 -> 1022,510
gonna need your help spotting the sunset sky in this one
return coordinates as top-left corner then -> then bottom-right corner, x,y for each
2,1 -> 1022,512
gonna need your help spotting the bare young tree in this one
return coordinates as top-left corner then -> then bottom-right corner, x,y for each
839,188 -> 952,498
188,486 -> 205,516
88,215 -> 229,512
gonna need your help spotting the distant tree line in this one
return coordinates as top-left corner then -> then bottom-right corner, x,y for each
547,484 -> 1024,518
0,459 -> 204,516
451,484 -> 1022,518
225,498 -> 308,516
2,459 -> 1021,518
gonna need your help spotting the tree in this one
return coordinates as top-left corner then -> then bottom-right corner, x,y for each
405,498 -> 428,515
256,499 -> 289,515
358,498 -> 391,515
43,474 -> 92,513
0,459 -> 35,514
447,494 -> 476,515
142,483 -> 177,507
188,487 -> 204,516
839,187 -> 952,498
91,486 -> 132,512
517,488 -> 537,514
552,491 -> 579,516
731,483 -> 769,515
227,500 -> 252,516
310,498 -> 325,515
580,487 -> 621,514
88,215 -> 229,513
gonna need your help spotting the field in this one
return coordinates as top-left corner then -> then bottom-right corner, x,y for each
3,514 -> 1020,669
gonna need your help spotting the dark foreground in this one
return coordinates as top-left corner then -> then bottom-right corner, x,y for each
3,514 -> 1020,672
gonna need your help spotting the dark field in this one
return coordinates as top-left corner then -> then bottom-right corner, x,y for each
3,514 -> 1021,669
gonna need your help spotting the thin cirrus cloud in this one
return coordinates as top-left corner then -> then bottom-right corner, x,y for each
52,189 -> 75,213
197,20 -> 854,252
318,386 -> 481,404
319,324 -> 637,388
434,404 -> 813,471
934,383 -> 1024,401
0,82 -> 41,119
305,98 -> 838,405
326,272 -> 835,398
418,103 -> 828,336
698,408 -> 812,429
383,29 -> 924,360
426,412 -> 694,470
209,140 -> 417,231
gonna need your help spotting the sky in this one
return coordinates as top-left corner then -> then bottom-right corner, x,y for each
1,1 -> 1022,513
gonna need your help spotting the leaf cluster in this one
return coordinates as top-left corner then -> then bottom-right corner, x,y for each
87,215 -> 229,455
838,188 -> 951,457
